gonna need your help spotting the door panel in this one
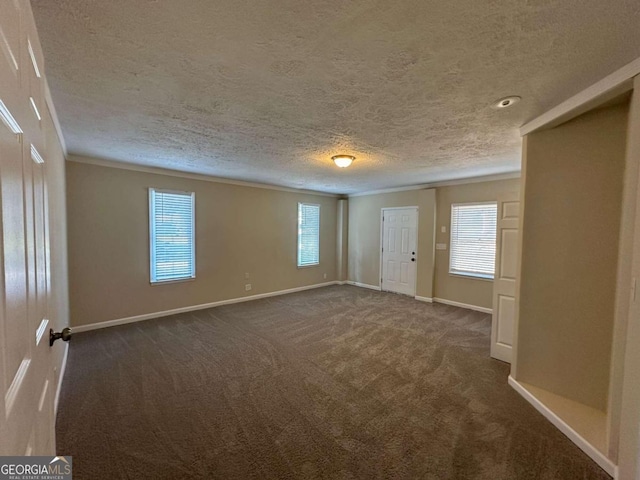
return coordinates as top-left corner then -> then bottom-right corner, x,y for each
1,129 -> 28,391
0,0 -> 55,456
381,208 -> 417,296
400,262 -> 409,284
0,120 -> 53,457
384,267 -> 394,286
388,227 -> 396,252
0,109 -> 37,454
496,295 -> 515,345
491,195 -> 520,363
401,227 -> 409,253
33,160 -> 48,322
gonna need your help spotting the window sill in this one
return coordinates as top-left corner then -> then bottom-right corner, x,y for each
297,263 -> 319,269
150,277 -> 196,286
448,272 -> 494,282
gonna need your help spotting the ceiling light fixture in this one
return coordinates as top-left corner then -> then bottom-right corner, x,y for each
332,155 -> 355,168
493,96 -> 521,109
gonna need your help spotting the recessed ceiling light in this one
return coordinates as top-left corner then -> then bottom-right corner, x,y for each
332,155 -> 355,168
493,96 -> 521,109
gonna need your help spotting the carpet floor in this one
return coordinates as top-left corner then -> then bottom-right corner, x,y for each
56,285 -> 611,479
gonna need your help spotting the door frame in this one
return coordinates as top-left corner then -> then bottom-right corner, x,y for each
379,206 -> 419,295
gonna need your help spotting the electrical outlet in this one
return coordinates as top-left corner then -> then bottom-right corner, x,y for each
245,284 -> 252,291
323,273 -> 327,279
436,243 -> 447,250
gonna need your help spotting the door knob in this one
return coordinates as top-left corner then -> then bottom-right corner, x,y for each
50,327 -> 72,347
411,258 -> 415,262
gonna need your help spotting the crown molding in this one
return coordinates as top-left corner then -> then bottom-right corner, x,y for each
68,156 -> 521,199
67,155 -> 340,197
348,171 -> 521,198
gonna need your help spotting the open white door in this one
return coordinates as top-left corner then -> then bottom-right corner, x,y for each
491,194 -> 520,363
381,207 -> 418,296
0,1 -> 57,455
0,127 -> 56,456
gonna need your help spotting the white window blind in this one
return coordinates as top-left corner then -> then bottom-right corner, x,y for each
149,188 -> 195,283
449,202 -> 497,279
298,203 -> 320,267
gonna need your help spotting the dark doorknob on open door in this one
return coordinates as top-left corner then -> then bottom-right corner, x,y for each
50,327 -> 72,347
411,258 -> 415,262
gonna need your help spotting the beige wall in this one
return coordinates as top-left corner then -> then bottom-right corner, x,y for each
347,179 -> 520,307
348,189 -> 436,298
336,199 -> 349,281
515,102 -> 628,411
66,159 -> 338,327
434,178 -> 521,309
417,189 -> 436,298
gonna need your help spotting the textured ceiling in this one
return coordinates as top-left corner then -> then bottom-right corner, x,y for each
31,0 -> 640,194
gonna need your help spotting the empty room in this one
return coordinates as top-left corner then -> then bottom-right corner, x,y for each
1,0 -> 640,479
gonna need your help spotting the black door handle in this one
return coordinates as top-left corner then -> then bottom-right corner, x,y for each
411,258 -> 415,262
50,327 -> 72,347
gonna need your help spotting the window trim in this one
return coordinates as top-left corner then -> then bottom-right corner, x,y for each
448,201 -> 497,280
297,202 -> 320,268
149,188 -> 196,284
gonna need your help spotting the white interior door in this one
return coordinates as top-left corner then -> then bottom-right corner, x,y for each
0,114 -> 54,456
381,207 -> 417,296
491,194 -> 520,363
0,0 -> 56,455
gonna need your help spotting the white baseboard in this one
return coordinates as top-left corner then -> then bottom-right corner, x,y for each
508,376 -> 617,478
54,343 -> 69,417
415,296 -> 433,303
346,281 -> 381,291
433,297 -> 492,314
72,281 -> 341,333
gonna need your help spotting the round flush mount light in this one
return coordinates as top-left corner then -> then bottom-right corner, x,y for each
332,155 -> 355,168
493,96 -> 521,109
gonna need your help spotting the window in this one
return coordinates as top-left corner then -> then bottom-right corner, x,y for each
149,188 -> 195,283
297,203 -> 320,267
449,202 -> 497,279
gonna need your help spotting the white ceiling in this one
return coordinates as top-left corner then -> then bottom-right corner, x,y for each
31,0 -> 640,194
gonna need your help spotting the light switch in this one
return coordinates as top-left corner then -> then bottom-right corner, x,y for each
441,226 -> 446,233
436,243 -> 447,250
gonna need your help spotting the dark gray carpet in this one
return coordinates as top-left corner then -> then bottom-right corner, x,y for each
56,285 -> 611,479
